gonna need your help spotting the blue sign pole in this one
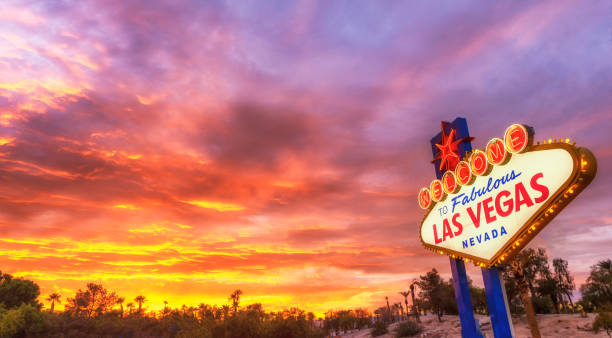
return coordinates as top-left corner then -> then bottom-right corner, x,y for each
430,118 -> 482,338
482,267 -> 515,337
429,117 -> 514,338
451,258 -> 483,338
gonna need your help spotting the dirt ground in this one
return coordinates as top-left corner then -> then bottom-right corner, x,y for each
333,313 -> 609,338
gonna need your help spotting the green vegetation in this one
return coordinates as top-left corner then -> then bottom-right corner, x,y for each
0,250 -> 610,337
414,268 -> 457,321
593,303 -> 612,337
579,259 -> 612,311
0,271 -> 40,310
498,248 -> 577,315
0,276 -> 325,337
394,320 -> 422,337
370,320 -> 388,336
0,304 -> 45,338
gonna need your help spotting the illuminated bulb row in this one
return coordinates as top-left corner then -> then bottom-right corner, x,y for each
418,124 -> 532,209
536,138 -> 575,146
426,148 -> 594,268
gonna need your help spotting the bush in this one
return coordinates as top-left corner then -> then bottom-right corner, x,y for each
593,303 -> 612,338
0,303 -> 45,337
395,320 -> 423,337
371,320 -> 388,337
0,272 -> 40,309
531,296 -> 554,314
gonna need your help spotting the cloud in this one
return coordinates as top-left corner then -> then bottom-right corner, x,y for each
0,0 -> 610,315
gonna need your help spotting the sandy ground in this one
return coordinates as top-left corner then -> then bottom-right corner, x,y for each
333,313 -> 609,338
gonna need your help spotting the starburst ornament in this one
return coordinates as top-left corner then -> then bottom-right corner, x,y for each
431,121 -> 474,172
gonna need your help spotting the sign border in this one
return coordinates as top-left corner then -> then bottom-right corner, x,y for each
419,141 -> 597,267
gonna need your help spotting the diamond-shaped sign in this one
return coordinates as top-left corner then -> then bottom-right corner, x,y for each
419,134 -> 596,267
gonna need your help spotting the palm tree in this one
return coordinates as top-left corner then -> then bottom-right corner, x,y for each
229,289 -> 243,315
385,296 -> 391,322
116,297 -> 125,317
392,303 -> 402,321
134,295 -> 146,314
127,302 -> 134,315
46,293 -> 61,313
410,280 -> 420,322
399,291 -> 410,320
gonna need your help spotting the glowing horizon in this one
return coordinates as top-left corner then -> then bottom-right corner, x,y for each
0,0 -> 611,317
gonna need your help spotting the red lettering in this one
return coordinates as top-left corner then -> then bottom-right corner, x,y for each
515,182 -> 534,212
495,190 -> 513,217
443,172 -> 457,194
530,172 -> 549,203
509,128 -> 525,151
431,180 -> 445,202
474,154 -> 485,172
470,150 -> 489,176
442,218 -> 453,241
419,189 -> 431,209
482,197 -> 496,224
433,224 -> 442,244
456,161 -> 472,185
452,213 -> 463,236
486,138 -> 507,165
466,203 -> 482,228
505,124 -> 530,153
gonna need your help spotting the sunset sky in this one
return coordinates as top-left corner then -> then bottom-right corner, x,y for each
0,1 -> 611,316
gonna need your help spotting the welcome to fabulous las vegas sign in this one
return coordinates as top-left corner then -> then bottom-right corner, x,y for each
417,124 -> 597,268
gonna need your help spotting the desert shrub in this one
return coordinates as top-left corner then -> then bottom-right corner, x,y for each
371,320 -> 388,337
395,320 -> 423,337
531,296 -> 554,314
593,303 -> 612,338
0,303 -> 45,338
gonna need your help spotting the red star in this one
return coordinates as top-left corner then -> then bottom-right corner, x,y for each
431,121 -> 474,172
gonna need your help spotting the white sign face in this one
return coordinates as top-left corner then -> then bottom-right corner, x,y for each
420,147 -> 577,264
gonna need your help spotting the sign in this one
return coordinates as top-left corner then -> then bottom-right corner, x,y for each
418,124 -> 597,267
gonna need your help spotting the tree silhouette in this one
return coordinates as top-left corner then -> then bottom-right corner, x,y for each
510,252 -> 542,338
385,296 -> 390,315
65,283 -> 118,318
416,268 -> 445,322
409,280 -> 420,322
134,295 -> 146,314
0,270 -> 41,309
127,302 -> 134,315
116,297 -> 125,317
229,289 -> 243,315
553,258 -> 576,308
222,304 -> 230,320
580,258 -> 612,308
598,259 -> 612,273
399,291 -> 410,320
46,293 -> 61,313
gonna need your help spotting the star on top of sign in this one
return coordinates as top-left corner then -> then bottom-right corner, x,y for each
431,121 -> 474,171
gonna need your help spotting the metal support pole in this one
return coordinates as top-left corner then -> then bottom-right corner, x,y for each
450,257 -> 483,338
482,266 -> 515,338
430,118 -> 482,338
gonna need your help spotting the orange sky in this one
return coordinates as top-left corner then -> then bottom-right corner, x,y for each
0,1 -> 611,316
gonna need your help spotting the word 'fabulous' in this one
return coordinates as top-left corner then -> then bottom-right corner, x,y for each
432,171 -> 549,244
